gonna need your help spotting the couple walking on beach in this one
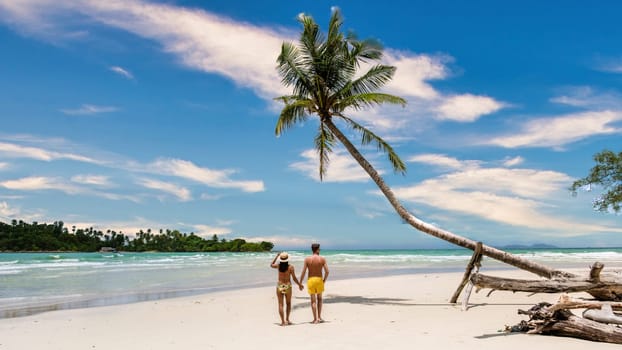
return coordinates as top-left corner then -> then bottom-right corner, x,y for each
270,243 -> 329,326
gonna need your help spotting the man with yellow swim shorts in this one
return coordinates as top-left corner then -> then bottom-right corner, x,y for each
299,243 -> 329,324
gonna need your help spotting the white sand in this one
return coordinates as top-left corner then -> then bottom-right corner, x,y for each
1,269 -> 620,349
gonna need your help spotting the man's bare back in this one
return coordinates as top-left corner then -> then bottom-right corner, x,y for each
304,254 -> 327,278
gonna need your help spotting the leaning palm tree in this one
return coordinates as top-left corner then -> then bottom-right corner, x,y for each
275,9 -> 569,279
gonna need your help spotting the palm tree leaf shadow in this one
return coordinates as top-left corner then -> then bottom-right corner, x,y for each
293,294 -> 432,310
293,295 -> 538,310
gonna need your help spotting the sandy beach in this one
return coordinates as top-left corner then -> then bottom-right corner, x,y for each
1,269 -> 620,350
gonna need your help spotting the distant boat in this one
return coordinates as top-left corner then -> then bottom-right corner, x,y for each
99,247 -> 117,253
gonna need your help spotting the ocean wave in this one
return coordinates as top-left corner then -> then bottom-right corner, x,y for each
0,260 -> 18,265
50,258 -> 81,263
330,253 -> 470,264
2,261 -> 106,272
517,251 -> 622,262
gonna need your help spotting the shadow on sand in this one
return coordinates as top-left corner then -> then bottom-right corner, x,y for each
293,294 -> 429,309
292,294 -> 538,310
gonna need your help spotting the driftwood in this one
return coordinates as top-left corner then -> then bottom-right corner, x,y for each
449,250 -> 622,343
531,309 -> 622,344
470,262 -> 622,301
450,242 -> 482,304
584,304 -> 622,325
546,294 -> 622,324
546,294 -> 622,313
508,295 -> 622,344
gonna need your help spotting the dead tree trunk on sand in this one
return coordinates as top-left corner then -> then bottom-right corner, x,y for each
509,294 -> 622,344
470,262 -> 622,301
461,260 -> 622,344
450,242 -> 483,304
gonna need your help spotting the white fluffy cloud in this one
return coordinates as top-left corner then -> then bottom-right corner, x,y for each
149,158 -> 264,193
71,174 -> 113,187
241,235 -> 311,248
0,175 -> 140,202
0,201 -> 44,223
136,178 -> 192,202
383,50 -> 448,99
192,223 -> 233,237
487,110 -> 622,148
502,156 -> 524,167
550,86 -> 622,109
395,155 -> 621,234
0,176 -> 78,192
0,201 -> 22,218
0,136 -> 265,200
109,65 -> 134,79
408,154 -> 480,171
594,57 -> 622,74
435,94 -> 505,122
0,141 -> 98,163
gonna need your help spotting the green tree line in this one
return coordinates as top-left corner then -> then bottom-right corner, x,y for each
0,220 -> 274,252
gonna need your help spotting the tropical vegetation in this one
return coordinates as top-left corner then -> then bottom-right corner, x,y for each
571,149 -> 622,213
0,220 -> 273,252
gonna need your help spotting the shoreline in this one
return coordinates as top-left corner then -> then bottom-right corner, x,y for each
2,249 -> 621,322
0,266 -> 513,319
1,262 -> 617,320
1,269 -> 621,349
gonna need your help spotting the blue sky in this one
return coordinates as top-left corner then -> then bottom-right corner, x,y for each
0,0 -> 620,249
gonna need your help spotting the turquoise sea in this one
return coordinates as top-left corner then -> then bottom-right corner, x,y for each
1,248 -> 622,318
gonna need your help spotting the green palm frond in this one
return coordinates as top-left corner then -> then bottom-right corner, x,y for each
277,42 -> 312,97
334,92 -> 406,112
318,11 -> 353,94
336,114 -> 406,174
299,15 -> 322,70
347,38 -> 383,64
350,65 -> 396,95
315,122 -> 336,180
275,98 -> 313,136
327,8 -> 344,43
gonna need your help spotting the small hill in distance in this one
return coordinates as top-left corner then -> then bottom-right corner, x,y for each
500,243 -> 559,250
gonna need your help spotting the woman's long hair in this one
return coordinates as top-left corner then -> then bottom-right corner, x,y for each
279,261 -> 289,273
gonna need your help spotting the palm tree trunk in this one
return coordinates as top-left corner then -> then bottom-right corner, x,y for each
324,119 -> 574,279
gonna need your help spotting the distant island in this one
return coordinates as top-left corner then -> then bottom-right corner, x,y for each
500,243 -> 559,250
0,220 -> 273,253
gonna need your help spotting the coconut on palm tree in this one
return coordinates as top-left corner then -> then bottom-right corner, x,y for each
275,9 -> 569,279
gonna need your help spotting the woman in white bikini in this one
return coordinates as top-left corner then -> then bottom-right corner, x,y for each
270,252 -> 303,326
